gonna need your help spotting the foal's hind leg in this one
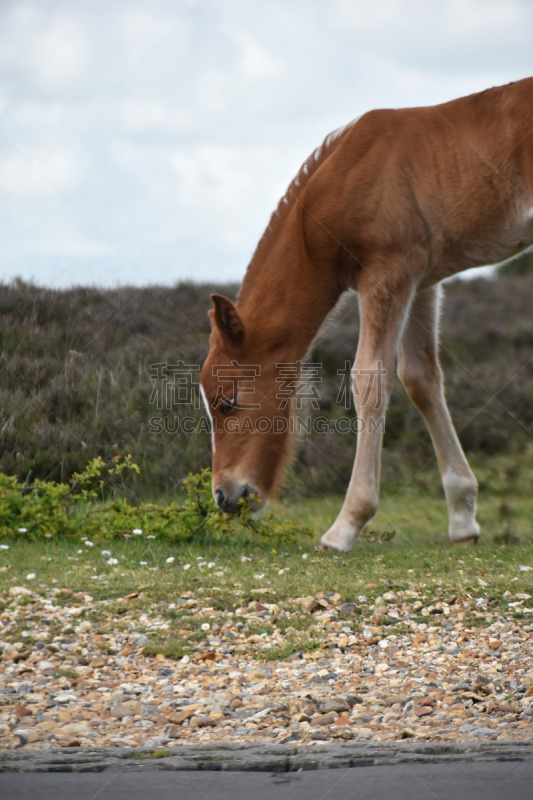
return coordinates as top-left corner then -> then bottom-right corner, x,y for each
397,285 -> 480,543
318,276 -> 415,552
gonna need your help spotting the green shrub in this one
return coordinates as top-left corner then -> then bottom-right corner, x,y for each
0,457 -> 312,544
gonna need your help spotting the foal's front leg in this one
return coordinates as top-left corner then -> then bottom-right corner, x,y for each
397,285 -> 480,544
318,282 -> 414,552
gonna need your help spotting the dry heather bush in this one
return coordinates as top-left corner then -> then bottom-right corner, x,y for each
0,267 -> 532,500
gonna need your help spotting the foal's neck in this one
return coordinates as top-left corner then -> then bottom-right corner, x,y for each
236,217 -> 342,360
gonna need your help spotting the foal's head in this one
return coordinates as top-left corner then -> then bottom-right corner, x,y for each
200,294 -> 293,513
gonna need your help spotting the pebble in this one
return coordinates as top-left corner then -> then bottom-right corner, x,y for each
1,585 -> 533,751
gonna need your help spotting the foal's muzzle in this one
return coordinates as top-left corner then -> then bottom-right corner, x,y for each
214,482 -> 263,514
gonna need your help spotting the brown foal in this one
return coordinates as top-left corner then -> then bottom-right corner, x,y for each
200,78 -> 533,551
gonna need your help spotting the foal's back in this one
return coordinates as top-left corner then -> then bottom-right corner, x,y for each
302,78 -> 533,286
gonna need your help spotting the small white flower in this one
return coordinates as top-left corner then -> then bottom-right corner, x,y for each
207,562 -> 215,568
132,529 -> 143,535
253,574 -> 265,580
101,550 -> 111,556
17,527 -> 28,533
302,553 -> 308,559
166,557 -> 175,564
139,561 -> 148,565
146,535 -> 156,539
183,564 -> 191,570
77,549 -> 83,554
241,555 -> 252,562
26,573 -> 36,580
44,534 -> 52,538
201,622 -> 210,631
107,558 -> 118,565
85,541 -> 94,547
0,545 -> 9,550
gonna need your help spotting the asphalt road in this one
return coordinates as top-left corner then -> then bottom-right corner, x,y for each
1,761 -> 532,800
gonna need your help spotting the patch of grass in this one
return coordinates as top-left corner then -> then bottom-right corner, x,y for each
186,629 -> 208,643
1,468 -> 533,620
258,633 -> 323,661
259,640 -> 298,661
56,667 -> 79,679
245,622 -> 273,636
164,609 -> 190,621
275,615 -> 317,633
209,596 -> 237,612
141,637 -> 191,660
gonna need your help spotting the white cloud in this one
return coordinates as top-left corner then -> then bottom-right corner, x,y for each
0,5 -> 89,94
119,100 -> 191,133
0,0 -> 532,287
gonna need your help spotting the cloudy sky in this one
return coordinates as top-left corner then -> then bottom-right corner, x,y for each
0,0 -> 532,288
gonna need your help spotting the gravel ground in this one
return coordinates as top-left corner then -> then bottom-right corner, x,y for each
2,583 -> 533,751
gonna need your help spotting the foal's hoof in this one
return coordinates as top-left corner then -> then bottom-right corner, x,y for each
314,544 -> 340,553
455,536 -> 479,547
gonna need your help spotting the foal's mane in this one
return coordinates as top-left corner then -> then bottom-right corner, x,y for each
245,120 -> 356,273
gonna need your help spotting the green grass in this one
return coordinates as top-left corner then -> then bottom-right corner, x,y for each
128,751 -> 170,759
1,481 -> 533,609
141,637 -> 191,660
56,667 -> 79,679
258,633 -> 323,661
2,448 -> 533,649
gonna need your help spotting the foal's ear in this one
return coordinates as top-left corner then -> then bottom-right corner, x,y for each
210,294 -> 245,345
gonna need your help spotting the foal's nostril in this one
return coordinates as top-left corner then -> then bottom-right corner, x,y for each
215,488 -> 226,509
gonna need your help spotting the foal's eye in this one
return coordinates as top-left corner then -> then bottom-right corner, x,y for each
219,396 -> 236,414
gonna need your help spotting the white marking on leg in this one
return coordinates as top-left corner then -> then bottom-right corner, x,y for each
442,469 -> 480,542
